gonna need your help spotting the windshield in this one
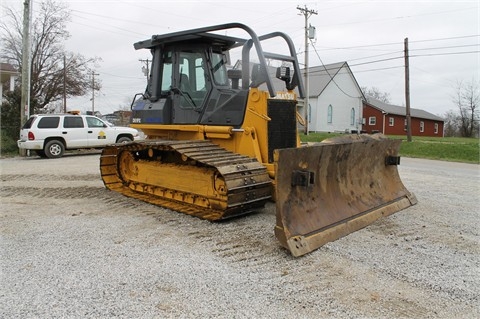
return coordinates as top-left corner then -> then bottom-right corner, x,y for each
211,52 -> 228,86
161,51 -> 173,95
86,116 -> 106,128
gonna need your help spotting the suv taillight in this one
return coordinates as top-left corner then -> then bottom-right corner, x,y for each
28,131 -> 35,140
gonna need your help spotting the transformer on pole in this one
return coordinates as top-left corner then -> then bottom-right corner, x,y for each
297,5 -> 317,135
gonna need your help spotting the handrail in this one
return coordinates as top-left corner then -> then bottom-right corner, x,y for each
135,23 -> 305,99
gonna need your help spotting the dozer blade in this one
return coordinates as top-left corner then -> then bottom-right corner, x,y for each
274,134 -> 417,257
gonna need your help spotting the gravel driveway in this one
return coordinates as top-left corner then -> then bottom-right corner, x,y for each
1,152 -> 479,318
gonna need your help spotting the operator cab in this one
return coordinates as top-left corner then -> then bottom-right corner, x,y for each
131,23 -> 304,128
132,35 -> 249,127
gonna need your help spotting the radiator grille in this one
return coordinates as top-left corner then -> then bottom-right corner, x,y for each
267,99 -> 297,163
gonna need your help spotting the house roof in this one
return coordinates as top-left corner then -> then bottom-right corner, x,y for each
1,63 -> 19,85
304,62 -> 364,99
0,63 -> 18,73
365,96 -> 444,122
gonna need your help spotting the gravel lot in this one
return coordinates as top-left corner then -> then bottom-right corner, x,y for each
1,151 -> 479,318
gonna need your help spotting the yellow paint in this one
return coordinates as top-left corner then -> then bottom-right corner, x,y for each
130,87 -> 301,176
117,149 -> 227,210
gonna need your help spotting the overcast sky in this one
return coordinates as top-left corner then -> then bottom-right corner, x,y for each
4,0 -> 480,116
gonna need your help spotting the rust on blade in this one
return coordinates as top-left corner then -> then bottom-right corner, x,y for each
274,134 -> 417,257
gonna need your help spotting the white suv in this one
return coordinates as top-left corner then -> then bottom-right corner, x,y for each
18,114 -> 140,158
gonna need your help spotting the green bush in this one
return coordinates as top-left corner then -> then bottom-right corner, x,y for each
1,129 -> 18,156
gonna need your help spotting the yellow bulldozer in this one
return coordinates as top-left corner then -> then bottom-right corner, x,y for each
100,23 -> 417,257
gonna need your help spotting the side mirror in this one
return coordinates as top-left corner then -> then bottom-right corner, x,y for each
276,66 -> 291,82
276,66 -> 297,91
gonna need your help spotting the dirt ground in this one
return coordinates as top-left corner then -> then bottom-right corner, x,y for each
1,151 -> 479,318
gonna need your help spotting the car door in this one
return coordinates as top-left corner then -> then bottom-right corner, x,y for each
85,116 -> 116,147
62,116 -> 89,148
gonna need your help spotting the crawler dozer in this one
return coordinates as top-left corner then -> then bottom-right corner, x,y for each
100,23 -> 417,257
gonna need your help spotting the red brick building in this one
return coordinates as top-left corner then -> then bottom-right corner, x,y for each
362,97 -> 444,137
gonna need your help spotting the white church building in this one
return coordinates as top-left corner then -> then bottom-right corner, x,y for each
302,62 -> 365,133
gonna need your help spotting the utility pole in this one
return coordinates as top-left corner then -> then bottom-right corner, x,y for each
91,71 -> 99,114
63,55 -> 67,113
297,5 -> 317,135
404,37 -> 412,142
139,59 -> 150,79
20,0 -> 31,156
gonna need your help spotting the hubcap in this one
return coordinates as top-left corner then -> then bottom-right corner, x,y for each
50,144 -> 61,156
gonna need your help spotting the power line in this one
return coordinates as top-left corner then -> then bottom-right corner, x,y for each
410,44 -> 479,51
351,66 -> 404,74
315,6 -> 477,28
98,71 -> 144,80
91,71 -> 100,114
306,37 -> 479,99
313,49 -> 478,70
411,51 -> 480,58
347,50 -> 404,62
317,35 -> 480,52
309,38 -> 361,99
118,0 -> 209,25
70,9 -> 169,30
410,34 -> 480,43
349,56 -> 404,67
70,14 -> 146,37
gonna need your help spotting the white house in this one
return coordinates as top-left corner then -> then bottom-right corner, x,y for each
1,63 -> 19,105
303,62 -> 365,133
232,60 -> 364,133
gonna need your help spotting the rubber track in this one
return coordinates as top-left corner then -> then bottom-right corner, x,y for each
100,140 -> 272,221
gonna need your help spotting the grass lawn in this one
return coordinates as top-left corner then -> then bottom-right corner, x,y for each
2,131 -> 479,164
391,135 -> 479,164
300,132 -> 479,164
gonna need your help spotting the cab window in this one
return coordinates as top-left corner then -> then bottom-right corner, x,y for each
37,116 -> 60,129
22,116 -> 36,129
63,116 -> 84,128
177,51 -> 210,109
161,51 -> 173,94
86,117 -> 105,128
211,52 -> 228,86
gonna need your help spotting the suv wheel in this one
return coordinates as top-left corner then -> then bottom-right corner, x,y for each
117,136 -> 132,143
44,140 -> 65,158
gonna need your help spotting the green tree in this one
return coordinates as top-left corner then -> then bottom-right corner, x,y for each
1,87 -> 22,154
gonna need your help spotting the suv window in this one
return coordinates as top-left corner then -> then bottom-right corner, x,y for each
22,116 -> 36,129
64,116 -> 84,128
86,116 -> 105,128
37,116 -> 60,129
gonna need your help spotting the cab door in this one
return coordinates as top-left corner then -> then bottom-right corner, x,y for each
85,116 -> 115,147
171,50 -> 210,124
62,116 -> 89,148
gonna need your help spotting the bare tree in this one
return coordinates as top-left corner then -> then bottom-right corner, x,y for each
0,0 -> 101,114
361,86 -> 391,103
443,110 -> 461,137
452,79 -> 479,137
